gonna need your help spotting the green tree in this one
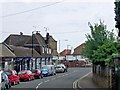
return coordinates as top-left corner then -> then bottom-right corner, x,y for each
83,21 -> 117,64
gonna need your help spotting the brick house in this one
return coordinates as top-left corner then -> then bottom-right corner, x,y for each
3,32 -> 53,70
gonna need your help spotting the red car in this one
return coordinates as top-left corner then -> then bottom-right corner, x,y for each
18,70 -> 34,81
32,69 -> 43,79
4,70 -> 20,85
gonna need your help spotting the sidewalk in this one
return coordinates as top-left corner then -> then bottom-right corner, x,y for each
77,72 -> 106,90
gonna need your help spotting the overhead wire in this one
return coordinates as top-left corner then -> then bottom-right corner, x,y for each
1,0 -> 64,18
1,30 -> 88,35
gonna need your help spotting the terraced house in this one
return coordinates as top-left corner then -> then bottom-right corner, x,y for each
2,32 -> 57,71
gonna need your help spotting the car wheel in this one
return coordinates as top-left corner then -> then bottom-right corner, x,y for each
33,77 -> 35,80
17,81 -> 20,84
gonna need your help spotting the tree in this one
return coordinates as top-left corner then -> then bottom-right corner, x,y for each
83,21 -> 117,64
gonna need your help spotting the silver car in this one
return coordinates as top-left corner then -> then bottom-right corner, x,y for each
55,66 -> 64,73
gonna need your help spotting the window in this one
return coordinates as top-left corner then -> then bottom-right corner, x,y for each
42,47 -> 44,53
49,49 -> 51,54
47,48 -> 49,54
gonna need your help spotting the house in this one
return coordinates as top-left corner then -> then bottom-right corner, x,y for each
24,32 -> 53,66
4,32 -> 31,46
3,32 -> 54,70
73,43 -> 85,55
0,43 -> 16,70
73,43 -> 85,60
59,49 -> 71,56
8,45 -> 40,72
48,35 -> 58,64
48,35 -> 58,56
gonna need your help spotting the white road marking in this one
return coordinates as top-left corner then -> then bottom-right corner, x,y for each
44,80 -> 50,83
36,86 -> 39,89
38,82 -> 43,86
73,71 -> 92,89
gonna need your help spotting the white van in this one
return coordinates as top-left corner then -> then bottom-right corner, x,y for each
42,65 -> 56,76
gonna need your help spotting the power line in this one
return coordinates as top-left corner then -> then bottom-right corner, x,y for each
1,30 -> 88,35
2,0 -> 64,18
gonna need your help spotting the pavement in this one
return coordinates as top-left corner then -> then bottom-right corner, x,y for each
77,72 -> 104,90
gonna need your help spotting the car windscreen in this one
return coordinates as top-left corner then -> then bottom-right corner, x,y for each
18,71 -> 26,75
5,71 -> 12,76
41,69 -> 48,72
55,66 -> 61,68
32,70 -> 37,73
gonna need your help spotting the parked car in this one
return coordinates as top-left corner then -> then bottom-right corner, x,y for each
57,64 -> 67,72
55,65 -> 64,73
0,70 -> 11,90
85,62 -> 92,67
4,70 -> 20,85
18,70 -> 34,81
32,69 -> 43,79
41,68 -> 49,77
42,65 -> 56,76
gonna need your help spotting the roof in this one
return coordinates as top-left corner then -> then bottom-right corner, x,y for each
9,45 -> 41,58
73,43 -> 85,55
49,35 -> 57,42
0,43 -> 16,57
25,33 -> 46,47
4,34 -> 31,46
60,49 -> 71,56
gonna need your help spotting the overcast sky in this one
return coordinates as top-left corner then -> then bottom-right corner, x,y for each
0,0 -> 117,52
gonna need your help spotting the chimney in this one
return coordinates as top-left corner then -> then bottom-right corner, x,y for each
20,32 -> 23,35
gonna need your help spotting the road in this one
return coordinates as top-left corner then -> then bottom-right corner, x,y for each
10,67 -> 91,89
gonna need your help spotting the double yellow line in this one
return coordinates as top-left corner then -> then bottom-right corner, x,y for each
73,71 -> 92,89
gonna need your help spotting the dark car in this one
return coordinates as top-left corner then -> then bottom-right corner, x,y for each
32,69 -> 43,79
18,70 -> 34,81
4,70 -> 20,85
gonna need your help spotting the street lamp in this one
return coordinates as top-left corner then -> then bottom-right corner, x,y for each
58,39 -> 68,53
31,30 -> 40,70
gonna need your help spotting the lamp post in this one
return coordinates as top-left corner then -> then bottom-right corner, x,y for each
31,30 -> 40,70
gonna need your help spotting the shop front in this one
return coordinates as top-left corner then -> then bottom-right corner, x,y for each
15,57 -> 32,72
0,57 -> 14,70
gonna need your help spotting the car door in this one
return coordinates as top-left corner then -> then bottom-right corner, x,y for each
28,71 -> 33,79
13,70 -> 18,82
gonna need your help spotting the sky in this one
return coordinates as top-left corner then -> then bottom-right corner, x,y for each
0,0 -> 117,53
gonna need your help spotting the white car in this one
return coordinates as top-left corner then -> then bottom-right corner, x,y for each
58,64 -> 67,72
55,65 -> 64,73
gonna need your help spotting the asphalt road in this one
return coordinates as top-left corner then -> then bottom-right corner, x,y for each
10,67 -> 91,89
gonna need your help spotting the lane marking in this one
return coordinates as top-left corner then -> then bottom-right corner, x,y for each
36,86 -> 38,89
44,80 -> 50,83
38,82 -> 43,86
73,71 -> 92,89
